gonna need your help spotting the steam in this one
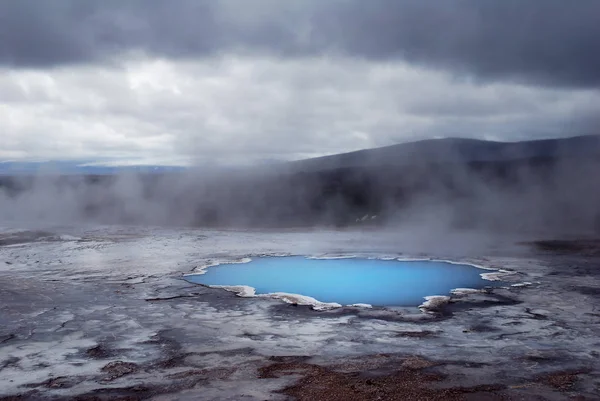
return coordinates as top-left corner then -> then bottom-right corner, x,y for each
1,137 -> 600,237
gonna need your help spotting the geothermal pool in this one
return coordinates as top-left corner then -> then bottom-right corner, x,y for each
186,256 -> 495,306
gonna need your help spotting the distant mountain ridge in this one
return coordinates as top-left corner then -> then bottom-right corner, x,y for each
2,135 -> 600,231
2,135 -> 600,175
0,161 -> 186,175
290,135 -> 600,172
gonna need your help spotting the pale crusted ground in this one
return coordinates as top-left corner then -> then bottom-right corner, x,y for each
1,227 -> 599,400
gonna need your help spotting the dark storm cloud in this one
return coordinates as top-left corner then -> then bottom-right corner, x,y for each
325,0 -> 600,87
1,1 -> 600,87
0,0 -> 294,66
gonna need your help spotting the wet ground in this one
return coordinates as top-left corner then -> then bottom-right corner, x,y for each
1,227 -> 599,400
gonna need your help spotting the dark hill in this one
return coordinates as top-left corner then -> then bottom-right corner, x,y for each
290,135 -> 600,172
1,135 -> 600,232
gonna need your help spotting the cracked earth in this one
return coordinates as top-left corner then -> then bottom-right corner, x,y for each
1,227 -> 599,400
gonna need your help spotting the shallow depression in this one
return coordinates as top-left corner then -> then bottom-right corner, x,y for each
186,257 -> 498,307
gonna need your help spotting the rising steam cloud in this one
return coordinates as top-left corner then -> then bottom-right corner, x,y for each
2,137 -> 599,237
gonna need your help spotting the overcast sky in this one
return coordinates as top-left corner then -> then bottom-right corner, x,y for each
1,0 -> 600,166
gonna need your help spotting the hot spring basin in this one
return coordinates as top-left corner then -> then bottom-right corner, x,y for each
185,256 -> 496,307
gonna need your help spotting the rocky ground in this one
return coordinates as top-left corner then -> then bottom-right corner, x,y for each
1,227 -> 599,400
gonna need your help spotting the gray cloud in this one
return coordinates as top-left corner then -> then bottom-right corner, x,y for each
2,56 -> 599,165
1,1 -> 599,87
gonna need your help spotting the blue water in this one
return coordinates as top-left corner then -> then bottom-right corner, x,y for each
185,256 -> 495,306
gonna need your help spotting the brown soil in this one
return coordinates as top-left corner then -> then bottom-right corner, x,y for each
259,356 -> 508,401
